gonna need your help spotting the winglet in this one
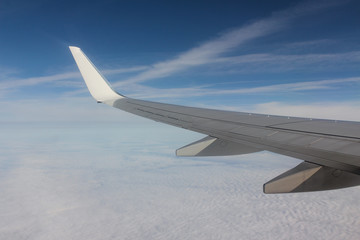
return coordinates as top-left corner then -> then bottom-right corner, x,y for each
69,46 -> 124,103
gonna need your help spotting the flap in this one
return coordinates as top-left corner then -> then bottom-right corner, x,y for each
176,136 -> 261,157
264,161 -> 360,193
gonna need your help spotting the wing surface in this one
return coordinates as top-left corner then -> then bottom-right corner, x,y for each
69,46 -> 360,193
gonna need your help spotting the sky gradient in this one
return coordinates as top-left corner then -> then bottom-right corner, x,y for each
0,0 -> 360,239
0,0 -> 359,115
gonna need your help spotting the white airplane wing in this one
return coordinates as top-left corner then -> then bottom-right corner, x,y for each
69,46 -> 360,193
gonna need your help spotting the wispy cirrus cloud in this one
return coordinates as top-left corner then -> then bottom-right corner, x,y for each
125,77 -> 360,99
0,0 -> 352,100
0,66 -> 147,96
3,49 -> 359,96
114,0 -> 347,86
0,72 -> 80,90
283,39 -> 337,49
213,51 -> 360,72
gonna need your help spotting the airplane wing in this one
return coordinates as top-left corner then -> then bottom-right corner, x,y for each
69,46 -> 360,193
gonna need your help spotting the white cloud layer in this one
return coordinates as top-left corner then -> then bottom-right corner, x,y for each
1,96 -> 359,123
0,97 -> 149,123
0,123 -> 359,240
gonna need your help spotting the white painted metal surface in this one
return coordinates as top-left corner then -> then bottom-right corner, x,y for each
69,46 -> 123,103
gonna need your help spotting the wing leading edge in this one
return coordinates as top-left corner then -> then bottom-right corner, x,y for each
69,46 -> 360,193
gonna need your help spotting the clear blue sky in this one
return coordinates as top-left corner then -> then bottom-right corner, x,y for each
0,0 -> 359,120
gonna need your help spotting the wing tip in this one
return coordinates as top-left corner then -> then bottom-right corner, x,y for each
69,46 -> 124,103
69,46 -> 80,52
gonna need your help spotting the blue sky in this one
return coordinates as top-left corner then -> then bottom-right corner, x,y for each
0,0 -> 359,118
1,1 -> 360,239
